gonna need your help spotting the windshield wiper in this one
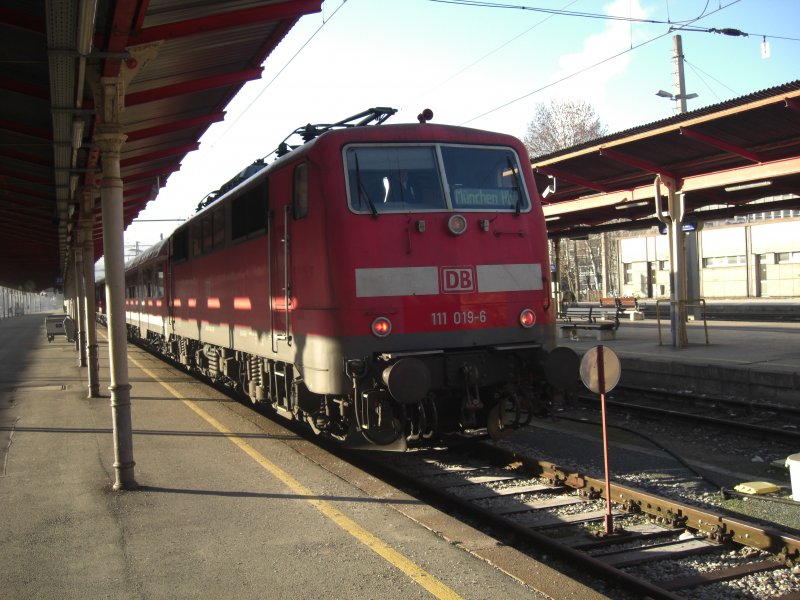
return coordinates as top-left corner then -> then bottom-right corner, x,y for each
507,156 -> 524,216
354,153 -> 378,217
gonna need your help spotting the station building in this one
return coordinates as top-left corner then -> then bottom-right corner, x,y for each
617,202 -> 800,301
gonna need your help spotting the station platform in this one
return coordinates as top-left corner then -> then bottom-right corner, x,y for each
0,314 -> 606,600
556,317 -> 800,403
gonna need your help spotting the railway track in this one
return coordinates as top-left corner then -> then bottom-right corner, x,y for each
356,443 -> 800,599
577,385 -> 800,443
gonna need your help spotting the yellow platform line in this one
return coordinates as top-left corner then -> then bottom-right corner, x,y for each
128,354 -> 464,600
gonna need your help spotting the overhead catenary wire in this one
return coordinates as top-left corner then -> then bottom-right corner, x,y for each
458,0 -> 742,126
418,0 -> 580,98
210,0 -> 350,147
430,0 -> 798,42
684,58 -> 733,102
678,24 -> 800,42
429,0 -> 715,26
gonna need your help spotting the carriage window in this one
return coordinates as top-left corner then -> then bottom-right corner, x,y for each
213,209 -> 225,247
345,146 -> 446,214
202,216 -> 213,253
293,163 -> 308,220
440,146 -> 530,212
156,267 -> 164,297
171,227 -> 189,262
191,222 -> 201,256
232,180 -> 268,239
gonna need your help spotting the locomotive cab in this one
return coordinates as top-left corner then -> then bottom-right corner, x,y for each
289,122 -> 573,447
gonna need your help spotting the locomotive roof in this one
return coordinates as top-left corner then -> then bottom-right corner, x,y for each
266,121 -> 528,171
124,238 -> 170,271
311,121 -> 526,149
186,121 -> 529,223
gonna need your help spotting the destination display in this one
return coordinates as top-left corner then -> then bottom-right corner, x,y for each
452,187 -> 520,208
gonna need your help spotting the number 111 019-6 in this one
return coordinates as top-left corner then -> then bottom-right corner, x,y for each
431,310 -> 487,327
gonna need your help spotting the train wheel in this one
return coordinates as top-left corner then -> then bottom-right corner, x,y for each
487,398 -> 518,440
305,415 -> 322,435
345,420 -> 408,451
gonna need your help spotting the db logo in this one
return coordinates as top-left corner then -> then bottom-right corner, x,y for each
440,266 -> 476,293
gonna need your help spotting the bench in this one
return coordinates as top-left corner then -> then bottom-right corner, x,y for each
600,297 -> 643,320
600,297 -> 639,310
559,306 -> 620,340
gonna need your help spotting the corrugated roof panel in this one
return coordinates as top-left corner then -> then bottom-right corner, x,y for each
131,24 -> 280,90
534,80 -> 800,163
141,0 -> 286,27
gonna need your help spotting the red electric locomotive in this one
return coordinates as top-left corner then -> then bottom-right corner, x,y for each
120,108 -> 576,450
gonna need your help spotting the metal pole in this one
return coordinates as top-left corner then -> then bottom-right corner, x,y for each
72,256 -> 79,344
598,345 -> 614,534
74,240 -> 88,366
81,189 -> 101,397
667,190 -> 688,347
653,175 -> 688,347
97,125 -> 137,491
553,239 -> 563,315
671,35 -> 702,323
672,35 -> 688,114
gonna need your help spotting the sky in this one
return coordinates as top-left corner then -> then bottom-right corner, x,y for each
117,0 -> 800,264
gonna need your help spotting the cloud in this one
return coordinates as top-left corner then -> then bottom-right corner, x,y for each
551,0 -> 649,101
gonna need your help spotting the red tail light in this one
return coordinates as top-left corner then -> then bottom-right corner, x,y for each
519,308 -> 536,328
371,316 -> 392,337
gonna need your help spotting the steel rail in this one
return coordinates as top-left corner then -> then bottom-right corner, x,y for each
577,392 -> 800,443
504,452 -> 800,563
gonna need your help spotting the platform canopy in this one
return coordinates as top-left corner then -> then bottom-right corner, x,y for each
533,81 -> 800,238
0,0 -> 321,291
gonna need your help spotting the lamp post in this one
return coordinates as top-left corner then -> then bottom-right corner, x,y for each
655,35 -> 697,115
655,89 -> 698,114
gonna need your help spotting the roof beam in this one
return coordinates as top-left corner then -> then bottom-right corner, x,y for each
679,127 -> 765,163
0,8 -> 46,34
543,155 -> 800,218
125,112 -> 225,142
132,0 -> 321,45
251,18 -> 296,71
102,0 -> 146,77
0,76 -> 50,100
0,147 -> 53,167
599,147 -> 679,181
122,192 -> 153,207
124,182 -> 159,197
0,118 -> 52,141
0,185 -> 54,204
0,223 -> 55,240
0,206 -> 53,224
0,167 -> 52,185
121,142 -> 200,167
126,68 -> 263,105
534,166 -> 612,194
121,161 -> 181,184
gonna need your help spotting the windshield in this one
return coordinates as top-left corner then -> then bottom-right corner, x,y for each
346,146 -> 447,212
345,144 -> 530,214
